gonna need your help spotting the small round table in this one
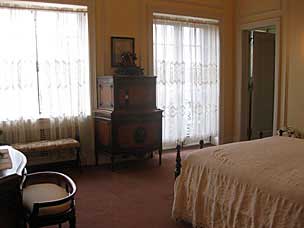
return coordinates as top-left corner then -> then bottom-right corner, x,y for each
0,146 -> 27,228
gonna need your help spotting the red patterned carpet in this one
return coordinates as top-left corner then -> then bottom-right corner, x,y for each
52,151 -> 194,228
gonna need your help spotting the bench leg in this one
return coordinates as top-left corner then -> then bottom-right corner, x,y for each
95,150 -> 99,166
76,147 -> 81,170
159,148 -> 162,166
111,155 -> 115,171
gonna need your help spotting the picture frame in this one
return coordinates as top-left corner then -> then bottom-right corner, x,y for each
111,37 -> 135,67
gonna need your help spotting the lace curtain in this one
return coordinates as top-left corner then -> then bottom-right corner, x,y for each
0,7 -> 94,165
153,16 -> 220,149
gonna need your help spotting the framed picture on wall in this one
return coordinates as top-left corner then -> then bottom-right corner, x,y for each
111,37 -> 135,67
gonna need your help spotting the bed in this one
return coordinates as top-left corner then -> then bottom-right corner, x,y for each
172,136 -> 304,228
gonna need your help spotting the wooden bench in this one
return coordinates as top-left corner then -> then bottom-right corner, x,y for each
12,138 -> 81,168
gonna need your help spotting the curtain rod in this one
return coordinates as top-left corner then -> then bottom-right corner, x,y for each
153,14 -> 219,26
0,2 -> 87,13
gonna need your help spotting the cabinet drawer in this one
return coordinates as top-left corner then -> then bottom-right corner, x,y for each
114,120 -> 161,151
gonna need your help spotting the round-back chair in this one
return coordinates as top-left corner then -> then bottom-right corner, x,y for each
22,171 -> 77,228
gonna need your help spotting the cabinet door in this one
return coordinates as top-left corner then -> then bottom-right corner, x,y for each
97,77 -> 114,110
95,118 -> 112,147
113,113 -> 162,152
115,77 -> 156,110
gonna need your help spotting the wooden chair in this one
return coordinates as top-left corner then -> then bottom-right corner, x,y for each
22,171 -> 77,228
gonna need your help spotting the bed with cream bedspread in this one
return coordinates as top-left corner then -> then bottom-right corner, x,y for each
172,136 -> 304,228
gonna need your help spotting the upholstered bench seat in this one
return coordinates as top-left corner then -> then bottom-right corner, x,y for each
12,138 -> 81,167
23,183 -> 70,216
12,138 -> 80,153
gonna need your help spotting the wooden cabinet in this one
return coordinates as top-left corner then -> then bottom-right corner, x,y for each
94,75 -> 162,169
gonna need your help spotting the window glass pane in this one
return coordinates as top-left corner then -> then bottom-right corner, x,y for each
153,15 -> 220,148
36,10 -> 90,118
0,8 -> 39,121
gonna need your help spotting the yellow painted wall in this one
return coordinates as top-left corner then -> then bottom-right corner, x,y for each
286,0 -> 304,131
18,0 -> 236,143
19,0 -> 304,143
95,0 -> 236,143
236,0 -> 304,137
239,0 -> 281,18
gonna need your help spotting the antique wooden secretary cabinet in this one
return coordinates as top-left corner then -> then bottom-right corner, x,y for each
94,75 -> 163,169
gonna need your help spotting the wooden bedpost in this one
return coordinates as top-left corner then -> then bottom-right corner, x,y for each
199,140 -> 204,149
175,144 -> 181,179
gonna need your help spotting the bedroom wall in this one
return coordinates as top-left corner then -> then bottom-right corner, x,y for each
95,0 -> 236,144
285,0 -> 304,132
235,0 -> 304,138
235,0 -> 293,140
16,0 -> 236,144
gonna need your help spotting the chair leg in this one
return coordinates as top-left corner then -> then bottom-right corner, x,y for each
59,224 -> 62,228
69,216 -> 76,228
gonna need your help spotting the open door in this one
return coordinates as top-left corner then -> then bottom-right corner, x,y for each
250,31 -> 275,139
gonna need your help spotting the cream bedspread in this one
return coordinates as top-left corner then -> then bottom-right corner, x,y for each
172,136 -> 304,228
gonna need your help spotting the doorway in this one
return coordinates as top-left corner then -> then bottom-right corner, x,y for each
241,26 -> 277,140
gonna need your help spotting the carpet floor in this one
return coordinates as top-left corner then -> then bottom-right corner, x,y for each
49,151 -> 194,228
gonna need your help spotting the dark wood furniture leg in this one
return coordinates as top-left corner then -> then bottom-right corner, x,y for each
158,147 -> 162,166
259,131 -> 264,139
175,144 -> 181,179
75,135 -> 81,169
95,150 -> 99,166
175,140 -> 204,179
111,155 -> 115,171
76,147 -> 81,172
69,213 -> 76,228
199,140 -> 204,149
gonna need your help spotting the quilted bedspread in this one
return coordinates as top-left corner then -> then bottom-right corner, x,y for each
172,136 -> 304,228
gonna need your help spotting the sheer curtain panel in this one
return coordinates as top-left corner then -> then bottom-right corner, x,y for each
0,6 -> 94,165
153,15 -> 220,149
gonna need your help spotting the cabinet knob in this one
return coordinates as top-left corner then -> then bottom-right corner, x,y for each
125,90 -> 129,105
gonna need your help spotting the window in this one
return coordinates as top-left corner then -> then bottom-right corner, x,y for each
153,13 -> 220,148
0,2 -> 90,121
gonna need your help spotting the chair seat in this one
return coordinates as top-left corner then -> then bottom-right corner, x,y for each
23,183 -> 70,216
13,138 -> 80,153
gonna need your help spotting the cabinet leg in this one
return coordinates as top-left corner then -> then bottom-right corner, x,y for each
158,149 -> 162,166
95,150 -> 98,166
111,156 -> 115,171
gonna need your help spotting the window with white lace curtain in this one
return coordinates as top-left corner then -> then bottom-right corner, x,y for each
153,13 -> 220,149
0,3 -> 90,121
0,2 -> 91,144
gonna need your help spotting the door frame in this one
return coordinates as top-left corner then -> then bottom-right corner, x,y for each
237,18 -> 281,140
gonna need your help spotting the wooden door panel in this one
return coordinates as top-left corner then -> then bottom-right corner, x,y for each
251,31 -> 275,139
